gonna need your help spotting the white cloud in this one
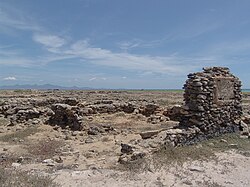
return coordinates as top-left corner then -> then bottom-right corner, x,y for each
0,6 -> 220,75
89,77 -> 107,81
0,57 -> 34,66
118,38 -> 168,51
60,40 -> 215,75
3,76 -> 16,80
0,30 -> 217,75
0,7 -> 40,32
118,41 -> 140,51
89,77 -> 97,81
33,34 -> 66,48
0,6 -> 221,74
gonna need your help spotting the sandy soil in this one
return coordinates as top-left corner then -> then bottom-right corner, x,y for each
52,151 -> 250,187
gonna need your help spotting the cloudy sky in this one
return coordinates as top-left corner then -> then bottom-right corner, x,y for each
0,0 -> 250,89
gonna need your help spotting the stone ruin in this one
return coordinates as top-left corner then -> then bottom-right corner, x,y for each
48,104 -> 83,131
163,67 -> 243,146
47,67 -> 244,149
118,67 -> 246,163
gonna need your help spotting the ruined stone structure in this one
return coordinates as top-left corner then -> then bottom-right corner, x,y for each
161,67 -> 243,146
48,104 -> 83,131
181,67 -> 242,135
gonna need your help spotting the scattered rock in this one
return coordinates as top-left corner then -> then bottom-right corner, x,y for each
121,143 -> 133,154
11,163 -> 21,168
229,144 -> 238,148
140,130 -> 161,139
240,120 -> 249,136
42,159 -> 55,166
131,151 -> 146,160
189,166 -> 204,172
85,138 -> 94,144
88,126 -> 101,135
55,156 -> 63,163
240,135 -> 249,139
220,139 -> 228,143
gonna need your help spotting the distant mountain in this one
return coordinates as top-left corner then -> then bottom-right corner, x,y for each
1,84 -> 249,91
0,84 -> 93,90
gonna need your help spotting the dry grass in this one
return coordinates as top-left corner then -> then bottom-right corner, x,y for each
118,133 -> 250,172
152,133 -> 250,169
27,139 -> 64,160
0,118 -> 9,126
0,126 -> 41,143
0,153 -> 19,168
0,167 -> 59,187
116,157 -> 152,174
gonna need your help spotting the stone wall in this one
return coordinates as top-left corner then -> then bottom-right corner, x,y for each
155,67 -> 244,147
181,67 -> 242,136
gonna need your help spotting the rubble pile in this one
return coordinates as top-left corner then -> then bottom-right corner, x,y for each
48,104 -> 83,131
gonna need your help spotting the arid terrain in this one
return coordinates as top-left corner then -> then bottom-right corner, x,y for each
0,90 -> 250,187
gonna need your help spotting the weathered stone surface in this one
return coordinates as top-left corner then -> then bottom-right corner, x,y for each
166,105 -> 188,121
140,130 -> 161,139
87,126 -> 101,135
48,104 -> 83,131
167,67 -> 243,146
240,120 -> 249,136
121,143 -> 133,154
140,103 -> 159,117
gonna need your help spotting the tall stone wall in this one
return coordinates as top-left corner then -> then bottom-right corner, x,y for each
180,67 -> 242,136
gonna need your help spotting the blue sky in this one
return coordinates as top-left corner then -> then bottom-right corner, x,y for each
0,0 -> 250,89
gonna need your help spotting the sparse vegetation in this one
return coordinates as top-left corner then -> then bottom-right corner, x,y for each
118,133 -> 250,172
116,157 -> 152,173
157,134 -> 249,164
196,180 -> 224,187
0,167 -> 59,187
0,118 -> 9,126
0,153 -> 19,168
27,139 -> 64,160
0,126 -> 41,142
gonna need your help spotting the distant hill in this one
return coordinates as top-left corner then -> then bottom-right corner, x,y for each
0,84 -> 93,90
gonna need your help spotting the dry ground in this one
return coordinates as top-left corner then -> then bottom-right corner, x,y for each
0,90 -> 250,187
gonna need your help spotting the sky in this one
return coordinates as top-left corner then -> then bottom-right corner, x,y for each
0,0 -> 250,89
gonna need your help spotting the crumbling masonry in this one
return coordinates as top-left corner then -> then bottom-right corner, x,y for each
163,67 -> 243,146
